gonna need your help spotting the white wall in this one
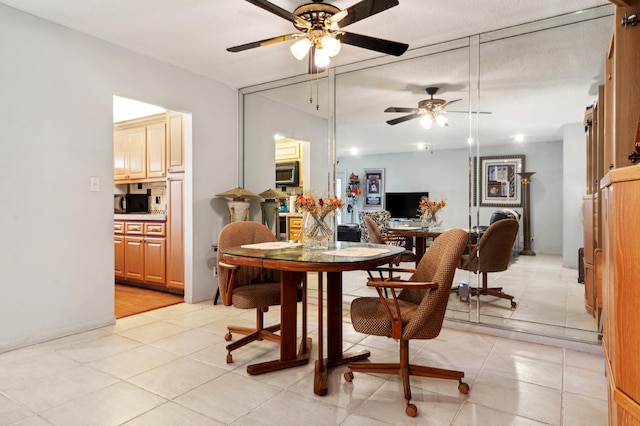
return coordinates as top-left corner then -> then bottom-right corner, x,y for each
0,5 -> 237,351
242,93 -> 329,221
338,140 -> 566,256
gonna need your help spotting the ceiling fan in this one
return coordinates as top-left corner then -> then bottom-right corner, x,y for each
384,87 -> 489,128
227,0 -> 409,74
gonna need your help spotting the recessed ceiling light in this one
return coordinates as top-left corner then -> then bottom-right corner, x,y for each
350,147 -> 359,156
417,143 -> 426,150
514,134 -> 525,142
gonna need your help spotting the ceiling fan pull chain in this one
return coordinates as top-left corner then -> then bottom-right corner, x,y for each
316,74 -> 320,111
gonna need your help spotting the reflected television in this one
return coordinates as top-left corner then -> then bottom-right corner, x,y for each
385,192 -> 429,219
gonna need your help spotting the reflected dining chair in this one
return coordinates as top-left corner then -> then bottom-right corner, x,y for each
363,215 -> 416,264
344,228 -> 469,417
458,218 -> 519,308
217,221 -> 304,364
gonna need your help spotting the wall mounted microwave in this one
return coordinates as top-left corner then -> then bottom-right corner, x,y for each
275,161 -> 299,186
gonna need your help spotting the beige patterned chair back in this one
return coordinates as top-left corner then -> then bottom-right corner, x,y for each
358,210 -> 391,242
398,228 -> 468,340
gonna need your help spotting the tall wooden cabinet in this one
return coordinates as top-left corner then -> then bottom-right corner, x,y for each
166,176 -> 184,290
601,166 -> 640,425
599,2 -> 640,425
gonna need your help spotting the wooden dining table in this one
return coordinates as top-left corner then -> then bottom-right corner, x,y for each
220,241 -> 405,396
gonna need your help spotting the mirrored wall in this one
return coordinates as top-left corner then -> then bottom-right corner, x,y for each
241,5 -> 613,343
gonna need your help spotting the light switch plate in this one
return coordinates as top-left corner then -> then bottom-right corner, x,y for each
90,177 -> 100,192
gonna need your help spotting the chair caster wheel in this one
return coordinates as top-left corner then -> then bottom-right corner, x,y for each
344,372 -> 354,382
225,332 -> 232,341
511,301 -> 517,309
458,382 -> 470,394
226,353 -> 232,363
405,403 -> 417,417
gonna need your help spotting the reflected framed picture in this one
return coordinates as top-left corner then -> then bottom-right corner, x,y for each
474,155 -> 525,207
363,168 -> 385,210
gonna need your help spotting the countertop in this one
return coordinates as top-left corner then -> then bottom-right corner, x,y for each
114,214 -> 167,221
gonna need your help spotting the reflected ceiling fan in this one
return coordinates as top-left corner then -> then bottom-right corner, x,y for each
385,87 -> 490,128
227,0 -> 409,74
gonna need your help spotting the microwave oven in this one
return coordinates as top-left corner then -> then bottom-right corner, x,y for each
275,161 -> 299,186
114,194 -> 149,214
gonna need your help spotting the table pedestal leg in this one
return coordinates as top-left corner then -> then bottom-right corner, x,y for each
246,271 -> 311,375
313,271 -> 370,396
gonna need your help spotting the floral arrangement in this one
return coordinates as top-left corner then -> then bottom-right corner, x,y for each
296,191 -> 345,216
295,191 -> 345,243
418,196 -> 447,214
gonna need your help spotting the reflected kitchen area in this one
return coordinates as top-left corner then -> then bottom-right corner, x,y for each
241,5 -> 613,345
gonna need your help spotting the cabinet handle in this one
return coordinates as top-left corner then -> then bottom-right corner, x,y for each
621,13 -> 637,28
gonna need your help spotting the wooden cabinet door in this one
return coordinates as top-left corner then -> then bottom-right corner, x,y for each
167,111 -> 185,173
127,127 -> 147,180
124,236 -> 144,281
144,237 -> 166,284
114,129 -> 128,180
114,236 -> 125,278
166,177 -> 184,290
146,122 -> 166,178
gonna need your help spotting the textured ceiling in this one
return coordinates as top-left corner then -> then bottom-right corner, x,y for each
0,0 -> 614,153
0,0 -> 610,89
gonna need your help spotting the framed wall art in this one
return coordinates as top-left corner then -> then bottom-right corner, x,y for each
363,168 -> 385,210
474,155 -> 525,207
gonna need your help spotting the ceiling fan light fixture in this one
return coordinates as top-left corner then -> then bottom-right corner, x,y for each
420,115 -> 433,129
314,47 -> 331,67
320,34 -> 341,57
290,38 -> 312,60
435,114 -> 448,127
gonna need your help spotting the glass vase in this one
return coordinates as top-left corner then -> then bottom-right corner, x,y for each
421,210 -> 442,229
301,211 -> 333,249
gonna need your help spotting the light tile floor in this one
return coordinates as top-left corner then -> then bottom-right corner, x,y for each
0,257 -> 608,425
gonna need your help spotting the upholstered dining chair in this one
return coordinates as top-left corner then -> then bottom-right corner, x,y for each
344,228 -> 470,417
217,221 -> 303,363
458,218 -> 519,308
363,215 -> 416,264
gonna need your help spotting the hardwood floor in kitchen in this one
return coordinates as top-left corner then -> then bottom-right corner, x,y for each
114,284 -> 184,319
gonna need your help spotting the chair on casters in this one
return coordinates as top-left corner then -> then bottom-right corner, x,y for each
458,218 -> 519,308
344,228 -> 470,417
363,216 -> 416,264
217,222 -> 305,365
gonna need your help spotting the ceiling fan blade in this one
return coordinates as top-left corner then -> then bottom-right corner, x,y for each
339,32 -> 408,56
245,0 -> 309,27
386,113 -> 421,125
441,98 -> 462,108
335,0 -> 399,28
384,107 -> 418,113
227,34 -> 300,53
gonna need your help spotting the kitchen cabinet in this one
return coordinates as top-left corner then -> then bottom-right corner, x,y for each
114,127 -> 146,181
116,220 -> 168,288
114,221 -> 125,278
167,110 -> 185,173
166,176 -> 184,290
114,113 -> 166,183
286,214 -> 303,241
146,122 -> 166,179
275,139 -> 301,161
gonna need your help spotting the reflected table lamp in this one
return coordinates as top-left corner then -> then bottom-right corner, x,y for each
215,187 -> 260,223
259,188 -> 289,237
